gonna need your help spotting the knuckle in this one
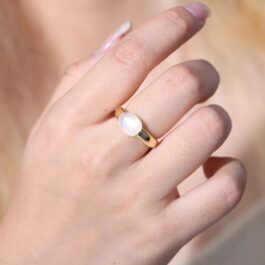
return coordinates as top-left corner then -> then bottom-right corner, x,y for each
222,165 -> 246,208
167,65 -> 201,97
196,59 -> 216,70
165,61 -> 220,101
162,9 -> 192,32
198,59 -> 220,93
63,62 -> 81,81
86,149 -> 111,177
199,59 -> 220,81
113,37 -> 154,68
196,105 -> 232,141
84,135 -> 128,178
133,220 -> 166,251
42,108 -> 78,142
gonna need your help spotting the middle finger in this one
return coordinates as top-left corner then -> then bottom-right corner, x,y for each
59,4 -> 209,125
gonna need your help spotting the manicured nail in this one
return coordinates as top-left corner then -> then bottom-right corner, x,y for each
97,21 -> 132,53
184,2 -> 211,21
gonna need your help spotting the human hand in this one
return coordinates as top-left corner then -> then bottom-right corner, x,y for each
0,3 -> 246,265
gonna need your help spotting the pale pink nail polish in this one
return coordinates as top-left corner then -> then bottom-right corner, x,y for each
184,2 -> 211,21
96,21 -> 132,54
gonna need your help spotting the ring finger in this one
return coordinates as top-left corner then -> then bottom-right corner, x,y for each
105,59 -> 220,161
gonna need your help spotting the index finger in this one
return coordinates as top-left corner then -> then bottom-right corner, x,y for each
61,3 -> 210,124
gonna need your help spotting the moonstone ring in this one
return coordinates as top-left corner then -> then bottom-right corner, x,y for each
115,107 -> 158,148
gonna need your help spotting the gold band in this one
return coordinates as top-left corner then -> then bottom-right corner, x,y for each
115,107 -> 158,148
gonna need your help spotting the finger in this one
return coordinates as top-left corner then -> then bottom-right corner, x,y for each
46,21 -> 132,111
124,60 -> 219,155
136,105 -> 232,199
61,3 -> 210,124
30,22 -> 131,135
94,60 -> 219,163
160,157 -> 247,249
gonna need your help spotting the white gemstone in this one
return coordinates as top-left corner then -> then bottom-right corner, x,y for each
118,112 -> 143,137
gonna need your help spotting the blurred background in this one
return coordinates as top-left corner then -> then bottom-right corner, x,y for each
0,0 -> 264,264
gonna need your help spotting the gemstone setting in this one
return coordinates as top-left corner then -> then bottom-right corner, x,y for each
117,112 -> 143,137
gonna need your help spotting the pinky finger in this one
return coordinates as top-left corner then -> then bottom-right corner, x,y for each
161,157 -> 247,249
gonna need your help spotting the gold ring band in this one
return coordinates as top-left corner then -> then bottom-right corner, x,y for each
115,107 -> 158,148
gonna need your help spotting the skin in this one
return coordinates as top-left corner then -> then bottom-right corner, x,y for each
0,4 -> 246,265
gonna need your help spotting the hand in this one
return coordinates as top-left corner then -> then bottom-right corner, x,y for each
0,3 -> 246,265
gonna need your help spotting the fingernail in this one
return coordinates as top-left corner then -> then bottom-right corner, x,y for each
184,2 -> 211,21
96,21 -> 132,54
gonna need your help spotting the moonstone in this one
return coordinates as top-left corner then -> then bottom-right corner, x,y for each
118,112 -> 143,137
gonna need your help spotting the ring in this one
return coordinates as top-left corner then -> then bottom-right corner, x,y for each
115,107 -> 158,148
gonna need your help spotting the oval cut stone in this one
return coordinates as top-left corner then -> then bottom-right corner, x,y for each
118,112 -> 143,136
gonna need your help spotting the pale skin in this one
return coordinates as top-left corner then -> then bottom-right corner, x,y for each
0,3 -> 247,265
